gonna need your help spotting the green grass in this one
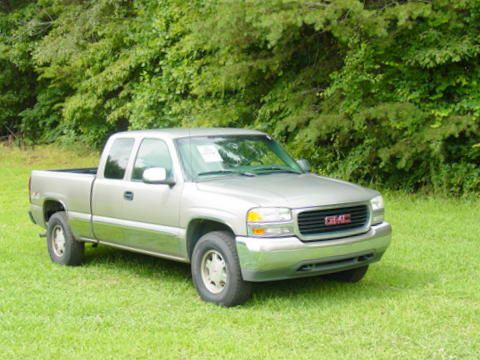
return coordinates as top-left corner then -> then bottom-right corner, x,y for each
0,144 -> 479,359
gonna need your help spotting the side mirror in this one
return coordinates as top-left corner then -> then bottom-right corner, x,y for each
142,168 -> 175,186
296,159 -> 311,173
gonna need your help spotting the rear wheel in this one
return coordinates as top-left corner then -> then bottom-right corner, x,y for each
192,231 -> 252,307
47,212 -> 84,266
324,265 -> 369,283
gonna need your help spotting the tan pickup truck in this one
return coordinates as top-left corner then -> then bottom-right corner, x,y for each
29,128 -> 392,306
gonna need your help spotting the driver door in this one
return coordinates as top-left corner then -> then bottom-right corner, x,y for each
120,138 -> 184,258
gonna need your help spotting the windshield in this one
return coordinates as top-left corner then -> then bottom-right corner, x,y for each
176,135 -> 303,179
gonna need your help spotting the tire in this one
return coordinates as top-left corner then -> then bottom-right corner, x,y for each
191,231 -> 252,307
46,211 -> 84,266
324,265 -> 369,283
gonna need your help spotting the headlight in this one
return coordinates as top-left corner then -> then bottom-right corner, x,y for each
247,207 -> 293,237
370,195 -> 384,211
370,195 -> 385,225
247,208 -> 292,222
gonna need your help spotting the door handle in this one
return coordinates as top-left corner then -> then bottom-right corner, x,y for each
124,191 -> 134,201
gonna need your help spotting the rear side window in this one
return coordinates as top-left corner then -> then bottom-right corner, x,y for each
104,138 -> 135,179
132,139 -> 173,181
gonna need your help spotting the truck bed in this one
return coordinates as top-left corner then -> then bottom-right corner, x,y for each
30,169 -> 97,234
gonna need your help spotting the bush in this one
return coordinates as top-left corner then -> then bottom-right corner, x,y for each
0,0 -> 479,195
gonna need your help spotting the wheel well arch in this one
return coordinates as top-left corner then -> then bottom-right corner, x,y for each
186,218 -> 235,260
43,199 -> 66,223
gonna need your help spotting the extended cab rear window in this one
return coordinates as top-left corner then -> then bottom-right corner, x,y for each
104,138 -> 135,179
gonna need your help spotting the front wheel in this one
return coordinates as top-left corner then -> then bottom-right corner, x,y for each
191,231 -> 252,307
47,211 -> 84,266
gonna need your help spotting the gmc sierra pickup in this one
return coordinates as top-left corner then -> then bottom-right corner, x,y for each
29,128 -> 392,306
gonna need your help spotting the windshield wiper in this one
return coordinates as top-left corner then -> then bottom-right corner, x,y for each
197,170 -> 255,177
252,166 -> 302,175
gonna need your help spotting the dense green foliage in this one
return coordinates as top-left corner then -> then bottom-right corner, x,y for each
1,0 -> 479,194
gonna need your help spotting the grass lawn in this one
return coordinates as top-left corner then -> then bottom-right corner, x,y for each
0,144 -> 479,359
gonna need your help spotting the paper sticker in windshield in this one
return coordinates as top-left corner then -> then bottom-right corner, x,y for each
197,145 -> 223,163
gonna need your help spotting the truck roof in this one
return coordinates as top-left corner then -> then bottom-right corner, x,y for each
113,128 -> 266,139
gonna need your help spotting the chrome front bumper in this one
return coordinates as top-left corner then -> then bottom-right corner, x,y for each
236,222 -> 392,282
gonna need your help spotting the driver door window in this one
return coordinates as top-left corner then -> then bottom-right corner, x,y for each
132,139 -> 173,181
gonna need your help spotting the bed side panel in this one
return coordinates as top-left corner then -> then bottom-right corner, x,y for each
30,170 -> 95,239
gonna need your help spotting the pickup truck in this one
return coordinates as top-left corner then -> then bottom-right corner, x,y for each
29,128 -> 392,306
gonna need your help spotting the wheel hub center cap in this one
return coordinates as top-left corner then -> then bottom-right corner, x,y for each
210,265 -> 222,283
201,250 -> 227,294
52,225 -> 66,257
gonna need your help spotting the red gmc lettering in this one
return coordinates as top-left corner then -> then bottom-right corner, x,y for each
324,214 -> 352,225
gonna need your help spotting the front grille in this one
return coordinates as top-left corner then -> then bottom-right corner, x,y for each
297,205 -> 369,236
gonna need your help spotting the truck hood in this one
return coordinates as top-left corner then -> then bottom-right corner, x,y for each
196,173 -> 377,208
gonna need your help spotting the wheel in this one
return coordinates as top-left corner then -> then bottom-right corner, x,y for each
324,265 -> 369,283
191,231 -> 252,307
47,211 -> 84,266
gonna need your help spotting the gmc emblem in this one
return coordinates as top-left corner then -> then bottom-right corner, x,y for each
324,214 -> 351,226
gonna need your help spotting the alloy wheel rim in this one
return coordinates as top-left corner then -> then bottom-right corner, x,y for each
52,225 -> 66,257
201,250 -> 227,294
